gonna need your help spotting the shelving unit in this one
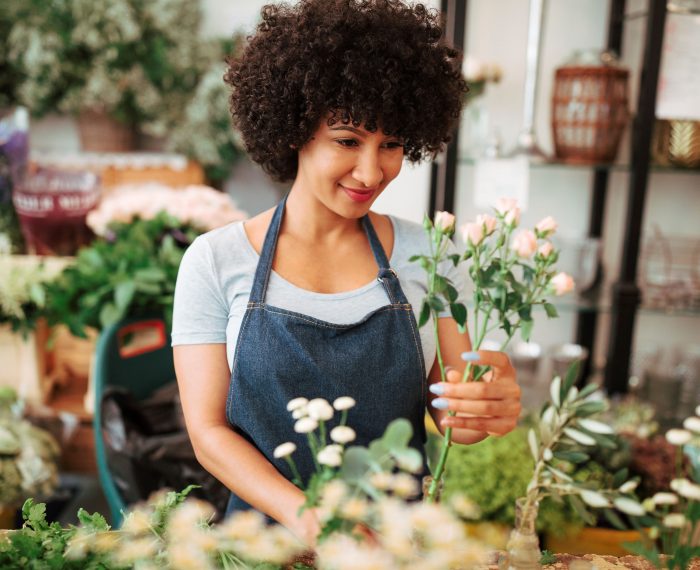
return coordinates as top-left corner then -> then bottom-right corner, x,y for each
430,0 -> 700,394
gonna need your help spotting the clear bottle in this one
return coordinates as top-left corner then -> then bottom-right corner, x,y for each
506,497 -> 542,570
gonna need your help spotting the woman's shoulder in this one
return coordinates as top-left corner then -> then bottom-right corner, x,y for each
385,214 -> 431,257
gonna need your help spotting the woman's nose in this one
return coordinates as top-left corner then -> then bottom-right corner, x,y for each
352,148 -> 383,188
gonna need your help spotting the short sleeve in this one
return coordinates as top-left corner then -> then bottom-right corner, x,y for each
171,236 -> 229,345
436,238 -> 470,319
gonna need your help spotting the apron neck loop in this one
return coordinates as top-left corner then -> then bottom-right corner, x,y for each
249,194 -> 407,305
249,193 -> 288,303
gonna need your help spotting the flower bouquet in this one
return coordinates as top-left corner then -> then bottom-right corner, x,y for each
416,199 -> 574,502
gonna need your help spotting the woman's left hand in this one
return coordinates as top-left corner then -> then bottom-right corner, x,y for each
431,350 -> 521,436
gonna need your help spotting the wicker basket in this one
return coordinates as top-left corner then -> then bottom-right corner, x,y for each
651,119 -> 700,168
551,65 -> 629,164
77,109 -> 135,152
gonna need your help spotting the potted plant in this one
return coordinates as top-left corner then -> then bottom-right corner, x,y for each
166,38 -> 246,188
0,388 -> 60,529
6,0 -> 206,151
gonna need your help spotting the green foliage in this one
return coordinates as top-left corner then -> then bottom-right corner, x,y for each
43,213 -> 197,337
5,0 -> 204,128
540,550 -> 557,565
439,428 -> 579,536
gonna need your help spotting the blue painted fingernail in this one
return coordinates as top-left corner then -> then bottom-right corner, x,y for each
429,384 -> 445,395
431,398 -> 449,409
461,351 -> 480,362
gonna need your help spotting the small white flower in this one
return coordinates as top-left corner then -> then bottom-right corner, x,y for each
273,442 -> 297,459
287,397 -> 308,412
391,473 -> 419,499
307,398 -> 334,421
292,407 -> 307,420
317,446 -> 342,467
449,494 -> 481,520
682,416 -> 700,434
324,444 -> 343,454
340,497 -> 369,520
676,479 -> 700,501
543,448 -> 553,461
670,478 -> 687,493
330,425 -> 356,444
665,428 -> 692,446
294,417 -> 318,434
619,480 -> 639,494
332,396 -> 356,411
663,513 -> 686,529
369,471 -> 393,491
652,492 -> 679,506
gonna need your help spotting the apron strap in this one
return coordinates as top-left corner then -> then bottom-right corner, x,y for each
249,194 -> 287,304
362,215 -> 409,305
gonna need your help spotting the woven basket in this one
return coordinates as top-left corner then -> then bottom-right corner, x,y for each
651,119 -> 700,168
77,109 -> 135,152
551,65 -> 629,164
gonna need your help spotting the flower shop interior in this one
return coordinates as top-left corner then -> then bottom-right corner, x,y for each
1,0 -> 699,568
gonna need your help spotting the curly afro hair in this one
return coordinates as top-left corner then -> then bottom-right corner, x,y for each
224,0 -> 467,182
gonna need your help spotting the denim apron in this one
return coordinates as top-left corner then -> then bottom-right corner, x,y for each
224,196 -> 428,518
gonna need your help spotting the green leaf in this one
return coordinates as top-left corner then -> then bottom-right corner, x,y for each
448,253 -> 461,267
428,295 -> 445,312
603,508 -> 627,531
569,494 -> 596,526
561,361 -> 580,401
418,299 -> 430,328
553,450 -> 589,464
520,318 -> 533,341
409,254 -> 422,262
392,448 -> 423,474
340,447 -> 373,484
433,275 -> 448,293
134,267 -> 167,282
99,303 -> 123,329
573,401 -> 607,416
527,428 -> 539,462
563,427 -> 596,446
382,419 -> 413,450
114,280 -> 136,312
449,303 -> 467,328
445,282 -> 459,303
544,303 -> 558,318
77,509 -> 109,531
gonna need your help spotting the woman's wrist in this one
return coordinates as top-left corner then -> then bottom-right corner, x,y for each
281,495 -> 321,547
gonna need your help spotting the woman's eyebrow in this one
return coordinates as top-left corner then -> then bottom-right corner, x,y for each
329,125 -> 401,140
329,125 -> 366,136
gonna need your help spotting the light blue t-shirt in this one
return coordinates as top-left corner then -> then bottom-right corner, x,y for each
171,215 -> 469,375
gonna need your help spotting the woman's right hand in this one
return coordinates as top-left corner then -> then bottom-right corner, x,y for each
287,506 -> 322,548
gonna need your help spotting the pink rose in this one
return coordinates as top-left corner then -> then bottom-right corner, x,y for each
476,213 -> 497,236
535,216 -> 558,237
460,222 -> 484,246
511,229 -> 537,258
551,272 -> 575,295
538,241 -> 554,259
495,198 -> 520,226
434,211 -> 456,233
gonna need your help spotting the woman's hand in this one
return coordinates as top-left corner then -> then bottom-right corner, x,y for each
430,350 -> 521,437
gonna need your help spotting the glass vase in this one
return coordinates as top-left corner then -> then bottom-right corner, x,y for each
422,475 -> 444,502
506,497 -> 541,570
460,91 -> 492,159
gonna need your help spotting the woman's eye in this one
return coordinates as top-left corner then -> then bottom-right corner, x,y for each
384,142 -> 404,150
336,139 -> 358,147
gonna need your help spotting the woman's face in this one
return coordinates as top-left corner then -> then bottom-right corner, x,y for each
295,117 -> 405,218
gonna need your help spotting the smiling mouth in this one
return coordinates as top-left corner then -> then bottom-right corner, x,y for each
339,184 -> 377,202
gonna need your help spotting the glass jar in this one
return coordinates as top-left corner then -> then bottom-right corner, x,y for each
506,497 -> 541,570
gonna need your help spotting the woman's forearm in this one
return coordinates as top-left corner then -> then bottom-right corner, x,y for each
190,424 -> 311,534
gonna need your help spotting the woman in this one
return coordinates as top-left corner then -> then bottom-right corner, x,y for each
172,0 -> 520,546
